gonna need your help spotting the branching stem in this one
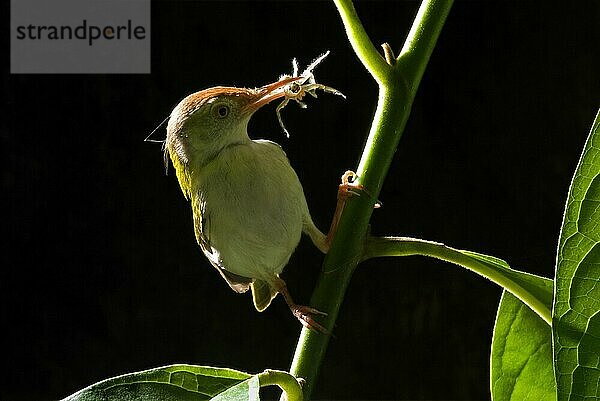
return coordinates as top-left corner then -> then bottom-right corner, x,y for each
332,0 -> 392,85
287,1 -> 453,399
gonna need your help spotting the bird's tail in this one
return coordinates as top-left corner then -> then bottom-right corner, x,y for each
251,279 -> 278,312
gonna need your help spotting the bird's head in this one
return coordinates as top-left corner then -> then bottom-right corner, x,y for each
166,77 -> 301,174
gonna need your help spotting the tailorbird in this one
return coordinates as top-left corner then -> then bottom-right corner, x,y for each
165,77 -> 332,332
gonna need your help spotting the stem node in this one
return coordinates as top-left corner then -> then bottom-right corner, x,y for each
381,43 -> 397,66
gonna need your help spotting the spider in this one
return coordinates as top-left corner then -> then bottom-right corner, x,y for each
275,51 -> 346,137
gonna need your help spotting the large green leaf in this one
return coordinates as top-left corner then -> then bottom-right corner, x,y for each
554,109 -> 600,401
491,288 -> 556,401
61,365 -> 257,401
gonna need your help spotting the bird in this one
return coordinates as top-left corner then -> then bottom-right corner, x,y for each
165,77 -> 331,332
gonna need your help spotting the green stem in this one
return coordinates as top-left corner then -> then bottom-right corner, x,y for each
258,370 -> 303,401
397,0 -> 454,95
288,1 -> 453,399
332,0 -> 392,85
363,236 -> 553,325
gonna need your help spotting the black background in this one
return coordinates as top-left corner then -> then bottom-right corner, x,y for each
3,1 -> 599,400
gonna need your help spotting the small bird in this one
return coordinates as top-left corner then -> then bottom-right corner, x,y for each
165,77 -> 331,332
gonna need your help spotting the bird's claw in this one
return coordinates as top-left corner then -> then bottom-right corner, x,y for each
292,305 -> 329,334
338,170 -> 382,207
325,171 -> 382,247
339,170 -> 365,198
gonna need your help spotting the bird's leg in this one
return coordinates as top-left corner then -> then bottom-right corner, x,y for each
303,170 -> 376,254
274,277 -> 328,334
325,170 -> 379,246
303,221 -> 329,254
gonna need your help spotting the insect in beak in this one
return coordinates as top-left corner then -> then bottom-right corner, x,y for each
243,76 -> 304,114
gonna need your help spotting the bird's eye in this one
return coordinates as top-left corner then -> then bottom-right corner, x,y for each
215,104 -> 230,118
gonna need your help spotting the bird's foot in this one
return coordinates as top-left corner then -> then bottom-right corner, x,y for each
338,170 -> 365,197
275,278 -> 330,334
291,304 -> 329,334
325,171 -> 381,246
338,170 -> 381,206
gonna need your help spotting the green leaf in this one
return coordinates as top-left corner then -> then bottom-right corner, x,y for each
61,364 -> 257,401
210,376 -> 259,401
554,109 -> 600,401
460,249 -> 554,312
491,289 -> 556,401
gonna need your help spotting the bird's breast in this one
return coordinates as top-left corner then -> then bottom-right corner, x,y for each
191,140 -> 309,279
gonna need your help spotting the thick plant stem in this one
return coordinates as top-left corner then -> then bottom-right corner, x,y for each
288,0 -> 453,399
289,88 -> 406,399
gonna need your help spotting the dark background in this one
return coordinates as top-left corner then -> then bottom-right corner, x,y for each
3,1 -> 599,400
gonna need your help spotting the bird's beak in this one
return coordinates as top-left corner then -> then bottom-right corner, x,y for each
242,76 -> 303,114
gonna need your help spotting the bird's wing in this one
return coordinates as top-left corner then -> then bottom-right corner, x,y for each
193,196 -> 252,294
218,267 -> 253,294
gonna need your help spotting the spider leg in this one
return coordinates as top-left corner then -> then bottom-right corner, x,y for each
293,99 -> 307,109
303,84 -> 346,99
276,99 -> 291,137
320,86 -> 346,99
292,58 -> 299,77
306,88 -> 319,98
302,50 -> 330,77
319,85 -> 346,99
